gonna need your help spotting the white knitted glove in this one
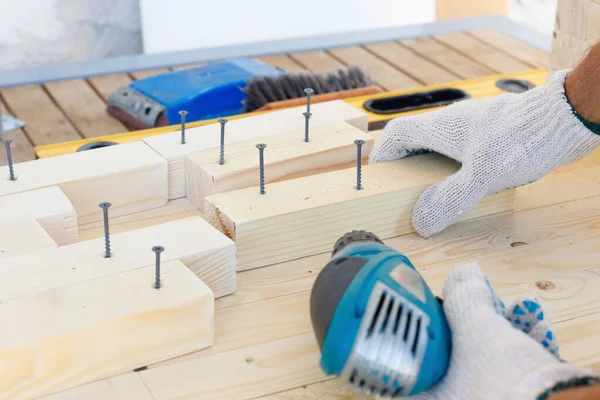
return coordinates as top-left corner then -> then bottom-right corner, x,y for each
412,263 -> 594,400
369,70 -> 600,237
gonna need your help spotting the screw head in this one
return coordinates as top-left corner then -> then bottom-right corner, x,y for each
99,202 -> 112,209
256,143 -> 267,150
218,118 -> 228,124
354,140 -> 365,146
152,246 -> 165,253
303,112 -> 312,118
3,140 -> 13,146
304,88 -> 314,96
179,110 -> 188,116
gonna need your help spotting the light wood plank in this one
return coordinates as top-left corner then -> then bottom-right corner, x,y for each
0,219 -> 56,259
467,29 -> 550,68
41,373 -> 153,400
327,46 -> 421,90
365,41 -> 460,84
44,79 -> 128,138
0,85 -> 81,146
554,0 -> 590,39
130,68 -> 171,80
0,125 -> 35,165
205,153 -> 514,271
0,142 -> 168,225
436,0 -> 507,20
0,216 -> 236,302
259,379 -> 368,399
0,187 -> 78,245
170,63 -> 206,71
87,74 -> 133,101
185,122 -> 374,210
143,100 -> 368,200
288,51 -> 345,72
400,37 -> 494,79
0,260 -> 214,400
255,55 -> 306,72
433,32 -> 532,74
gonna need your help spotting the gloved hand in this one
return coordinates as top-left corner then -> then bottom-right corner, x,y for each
412,263 -> 595,400
369,70 -> 600,237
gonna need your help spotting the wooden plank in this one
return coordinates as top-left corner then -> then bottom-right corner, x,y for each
87,74 -> 133,101
205,153 -> 515,271
554,0 -> 590,39
0,219 -> 56,259
436,0 -> 507,20
433,32 -> 532,74
400,37 -> 494,79
0,260 -> 214,400
143,100 -> 368,200
0,104 -> 35,164
0,187 -> 78,245
327,46 -> 421,90
130,68 -> 171,80
364,41 -> 461,84
259,379 -> 368,399
0,142 -> 168,225
185,122 -> 374,210
255,55 -> 306,72
42,373 -> 153,400
170,63 -> 206,71
0,216 -> 236,301
44,79 -> 128,138
0,85 -> 81,146
288,51 -> 345,72
467,29 -> 550,68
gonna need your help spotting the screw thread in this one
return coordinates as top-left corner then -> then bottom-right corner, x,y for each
153,246 -> 164,289
100,202 -> 111,258
355,140 -> 364,191
219,119 -> 227,165
179,111 -> 188,145
256,144 -> 266,195
4,141 -> 15,181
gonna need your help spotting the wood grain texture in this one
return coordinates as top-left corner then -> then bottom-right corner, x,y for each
433,32 -> 531,74
0,85 -> 81,146
0,118 -> 35,165
44,79 -> 128,137
143,100 -> 368,200
0,219 -> 56,259
130,68 -> 171,80
205,154 -> 514,271
255,55 -> 306,72
0,260 -> 214,400
87,74 -> 133,101
364,41 -> 460,85
436,0 -> 507,20
170,63 -> 206,71
185,122 -> 374,209
0,142 -> 168,225
41,373 -> 153,400
327,46 -> 421,90
0,187 -> 78,245
0,216 -> 236,302
400,37 -> 494,79
288,51 -> 344,72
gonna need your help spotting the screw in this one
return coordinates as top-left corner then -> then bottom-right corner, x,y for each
3,140 -> 15,181
99,202 -> 112,258
354,140 -> 365,190
0,101 -> 4,137
256,143 -> 267,195
179,110 -> 188,144
152,246 -> 164,289
218,118 -> 227,165
303,88 -> 314,143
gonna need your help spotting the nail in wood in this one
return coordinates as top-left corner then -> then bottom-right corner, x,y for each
303,88 -> 313,142
3,140 -> 15,181
152,246 -> 164,289
179,110 -> 188,144
99,202 -> 112,258
256,143 -> 267,194
218,118 -> 227,165
354,140 -> 365,190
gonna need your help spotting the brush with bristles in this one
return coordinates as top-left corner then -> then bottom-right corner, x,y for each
241,66 -> 381,113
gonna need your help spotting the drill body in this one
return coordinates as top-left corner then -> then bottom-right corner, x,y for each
310,232 -> 452,398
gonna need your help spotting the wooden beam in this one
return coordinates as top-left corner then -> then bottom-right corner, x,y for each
205,153 -> 515,271
0,142 -> 168,225
41,373 -> 153,400
142,100 -> 368,200
0,219 -> 56,259
185,122 -> 374,210
0,260 -> 214,400
0,216 -> 236,302
0,187 -> 78,245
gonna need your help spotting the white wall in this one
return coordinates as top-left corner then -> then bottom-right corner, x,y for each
139,0 -> 436,54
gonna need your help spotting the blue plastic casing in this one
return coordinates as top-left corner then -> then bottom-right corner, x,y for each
320,241 -> 451,396
129,58 -> 281,123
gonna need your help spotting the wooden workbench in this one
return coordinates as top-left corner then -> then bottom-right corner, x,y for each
7,17 -> 600,400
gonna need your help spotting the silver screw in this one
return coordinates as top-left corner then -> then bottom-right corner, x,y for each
218,118 -> 227,165
256,143 -> 267,195
354,140 -> 365,190
179,110 -> 188,144
303,88 -> 314,143
99,202 -> 112,258
152,246 -> 164,289
0,101 -> 4,137
3,140 -> 15,181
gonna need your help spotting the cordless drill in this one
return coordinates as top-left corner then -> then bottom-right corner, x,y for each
310,231 -> 451,398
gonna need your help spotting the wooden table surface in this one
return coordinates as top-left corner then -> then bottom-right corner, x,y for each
0,28 -> 548,167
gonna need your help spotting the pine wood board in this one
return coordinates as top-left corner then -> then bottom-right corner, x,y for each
0,216 -> 236,302
185,122 -> 374,210
1,260 -> 214,400
87,74 -> 133,101
130,68 -> 171,80
0,187 -> 78,245
205,153 -> 515,271
41,373 -> 153,400
255,55 -> 306,72
0,218 -> 57,259
142,100 -> 368,200
0,142 -> 168,225
287,51 -> 344,72
0,113 -> 35,165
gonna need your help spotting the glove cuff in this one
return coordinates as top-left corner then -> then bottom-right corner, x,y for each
512,363 -> 596,400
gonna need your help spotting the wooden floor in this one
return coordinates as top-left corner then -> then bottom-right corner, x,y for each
0,28 -> 548,166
